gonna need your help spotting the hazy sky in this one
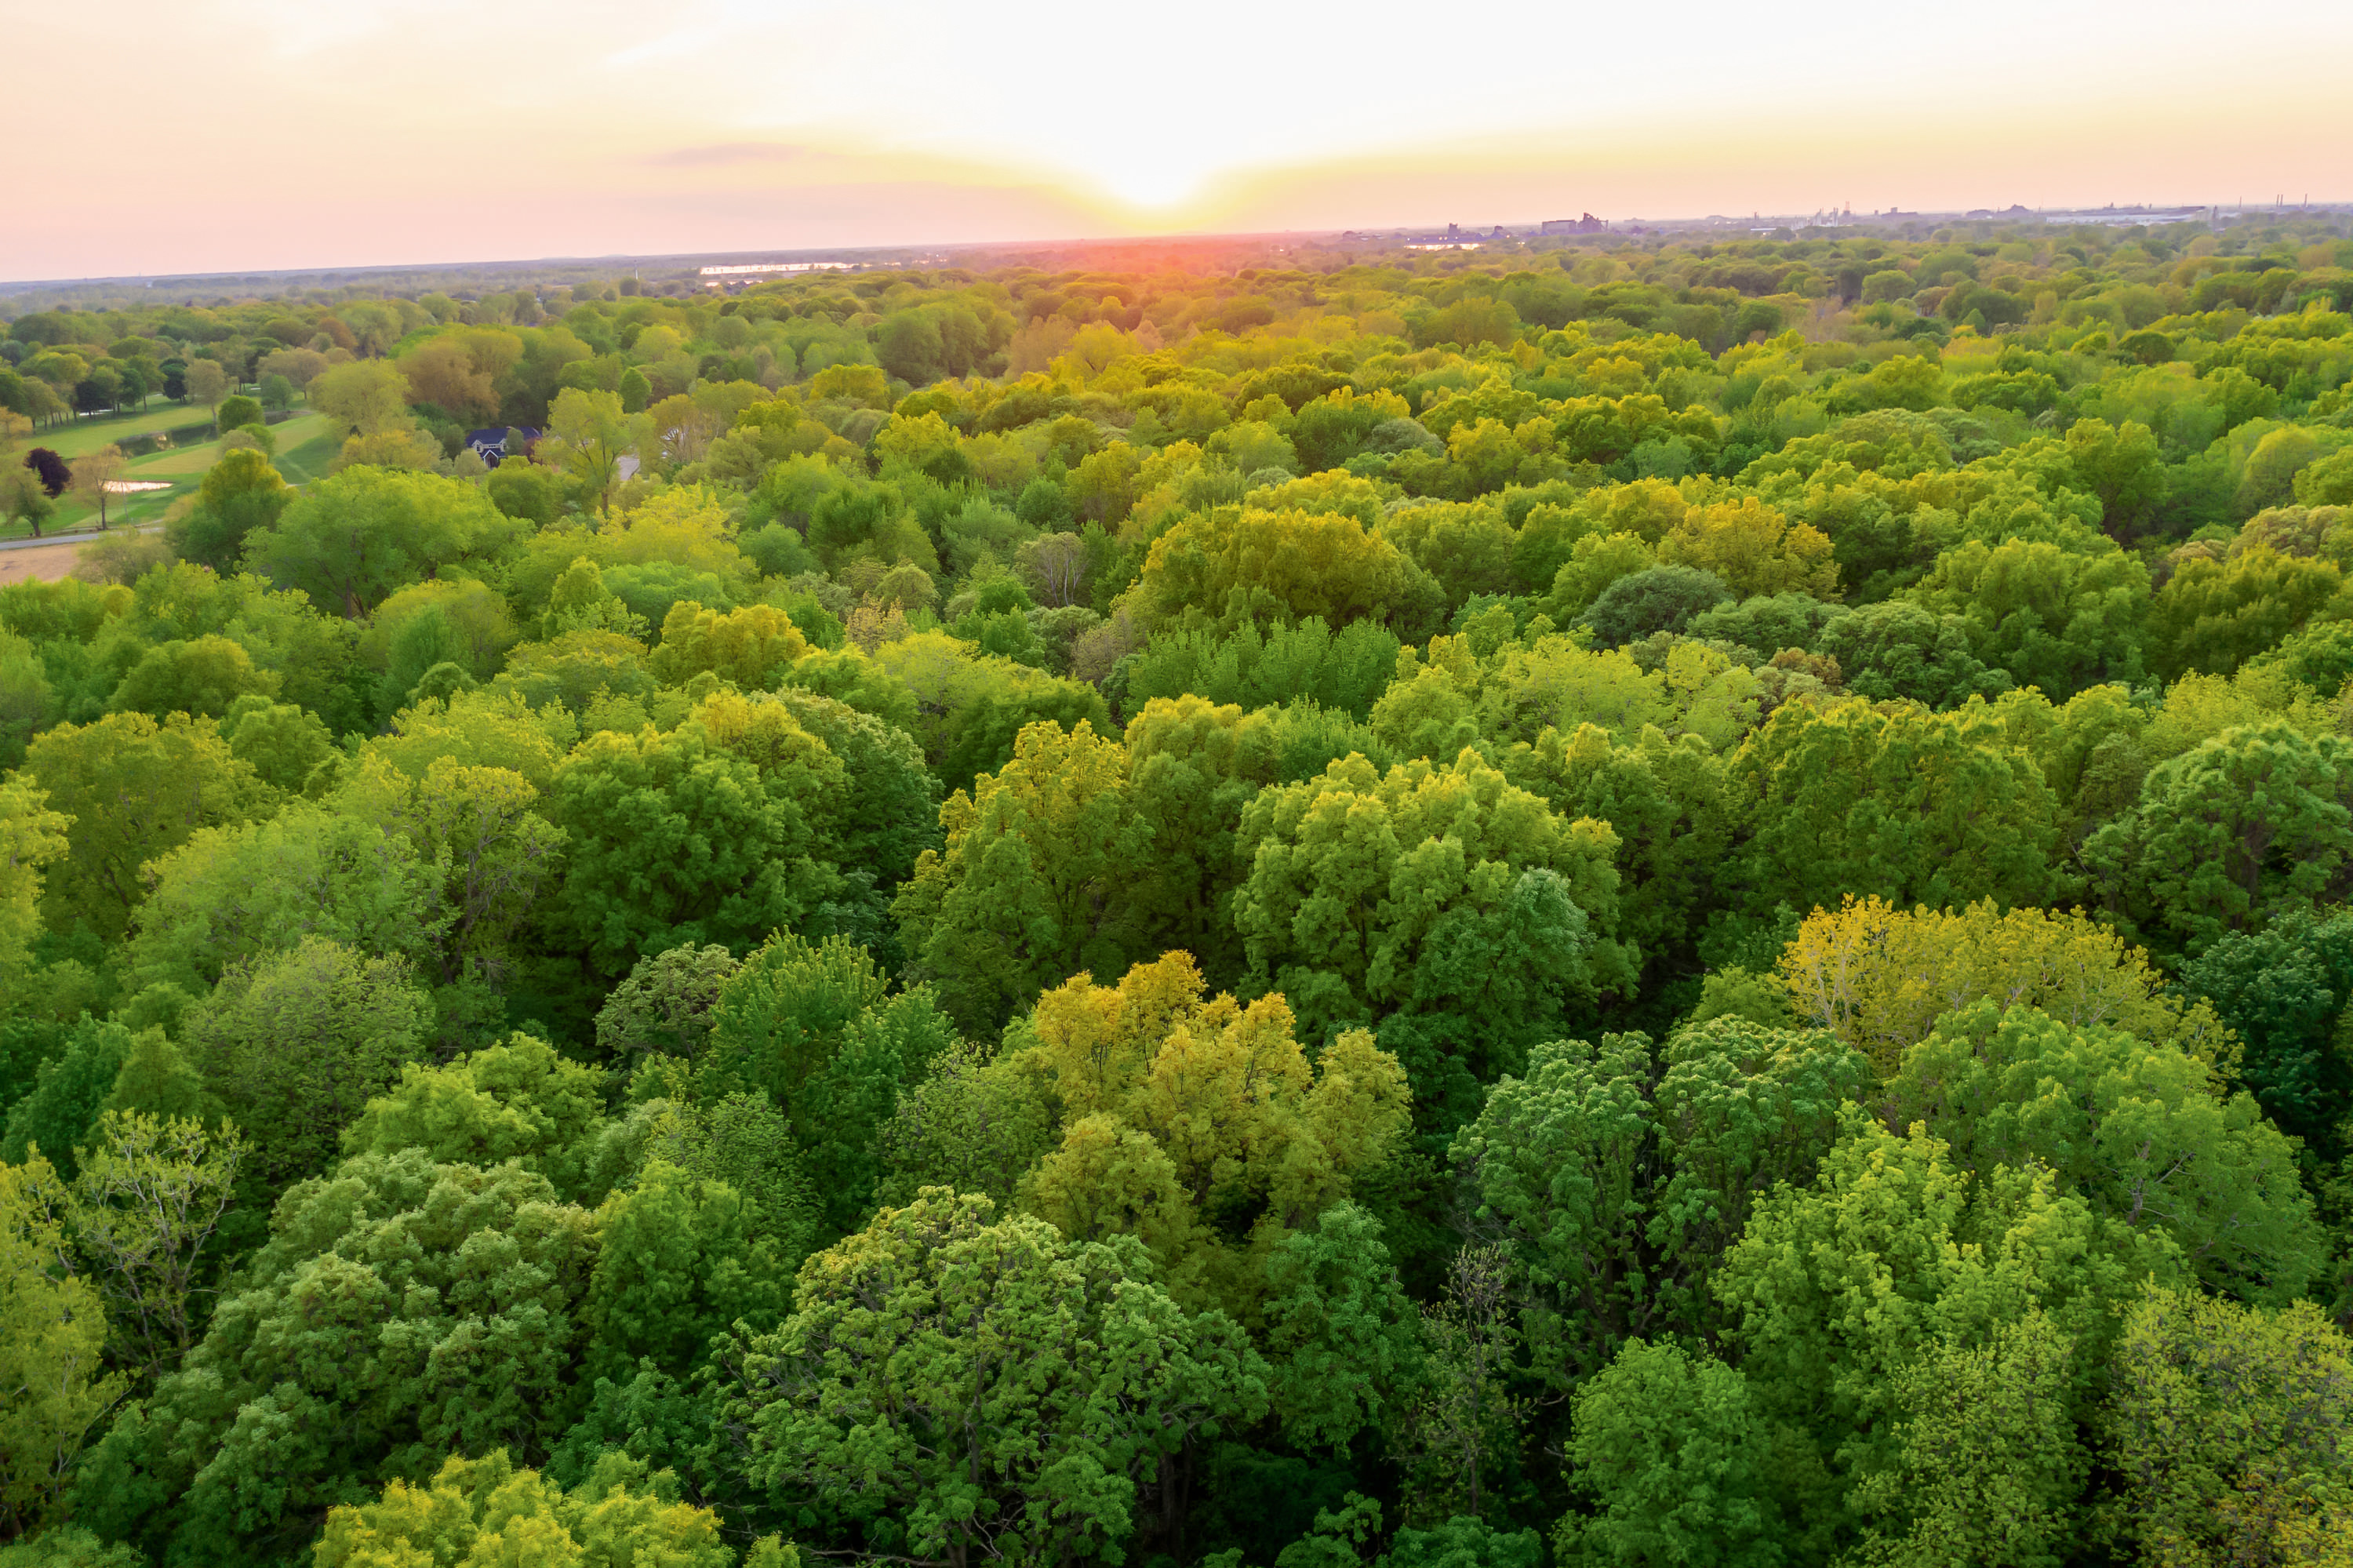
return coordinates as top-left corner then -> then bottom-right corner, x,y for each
10,0 -> 2352,280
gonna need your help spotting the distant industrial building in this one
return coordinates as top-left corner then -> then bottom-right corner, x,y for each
1540,214 -> 1606,235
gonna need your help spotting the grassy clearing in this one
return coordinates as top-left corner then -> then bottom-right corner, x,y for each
274,421 -> 344,484
27,401 -> 220,460
8,409 -> 338,540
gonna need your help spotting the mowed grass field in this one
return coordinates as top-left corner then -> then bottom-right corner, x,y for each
12,403 -> 338,539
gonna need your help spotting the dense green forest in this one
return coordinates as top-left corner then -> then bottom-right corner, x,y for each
3,217 -> 2353,1568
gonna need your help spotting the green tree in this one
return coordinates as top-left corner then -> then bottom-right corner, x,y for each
183,361 -> 227,428
65,449 -> 125,530
0,1151 -> 120,1540
22,711 -> 267,943
373,613 -> 500,737
2178,906 -> 2353,1152
244,466 -> 524,619
1119,695 -> 1304,991
1515,722 -> 1735,974
0,465 -> 56,541
540,558 -> 647,640
79,1152 -> 601,1564
2148,544 -> 2347,680
340,1034 -> 616,1203
704,932 -> 956,1238
1889,1001 -> 2323,1302
544,388 -> 632,518
177,939 -> 431,1186
1232,748 -> 1632,1090
867,631 -> 1110,796
212,396 -> 260,437
0,636 -> 52,775
1391,1245 -> 1526,1523
1715,1116 -> 2135,1517
1730,697 -> 2060,921
733,1189 -> 1267,1568
486,460 -> 562,526
1816,599 -> 2013,708
105,635 -> 278,720
1580,565 -> 1731,646
1905,537 -> 2149,699
2063,416 -> 2166,538
1451,1019 -> 1871,1383
52,1111 -> 242,1381
1557,1340 -> 1784,1568
636,1093 -> 816,1261
304,359 -> 409,437
125,807 -> 439,994
875,1042 -> 1058,1212
595,944 -> 740,1066
1845,1312 -> 2084,1568
1260,1202 -> 1424,1454
1387,1515 -> 1544,1568
0,782 -> 69,1006
549,692 -> 847,974
0,1024 -> 134,1181
769,686 -> 940,893
1122,618 -> 1402,721
0,1525 -> 143,1564
893,719 -> 1151,1035
332,754 -> 566,987
2083,719 -> 2353,952
587,1160 -> 792,1384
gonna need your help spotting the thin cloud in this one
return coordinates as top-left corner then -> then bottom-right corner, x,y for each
649,142 -> 814,168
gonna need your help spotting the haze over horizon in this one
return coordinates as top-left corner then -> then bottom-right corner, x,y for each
11,0 -> 2353,281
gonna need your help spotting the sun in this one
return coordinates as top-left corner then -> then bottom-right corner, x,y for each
1080,151 -> 1212,216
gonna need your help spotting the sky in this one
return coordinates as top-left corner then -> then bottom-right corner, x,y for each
9,0 -> 2353,281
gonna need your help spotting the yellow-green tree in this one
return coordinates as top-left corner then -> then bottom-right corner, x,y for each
646,602 -> 809,688
1014,952 -> 1410,1317
1137,504 -> 1443,634
1777,895 -> 2236,1078
1654,496 -> 1838,598
313,1449 -> 792,1568
2102,1287 -> 2353,1568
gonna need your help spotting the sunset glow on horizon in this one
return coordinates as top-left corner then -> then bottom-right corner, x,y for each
10,0 -> 2353,280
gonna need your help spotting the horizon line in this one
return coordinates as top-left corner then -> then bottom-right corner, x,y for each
4,199 -> 2344,295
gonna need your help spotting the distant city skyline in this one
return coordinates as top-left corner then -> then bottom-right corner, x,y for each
9,0 -> 2351,281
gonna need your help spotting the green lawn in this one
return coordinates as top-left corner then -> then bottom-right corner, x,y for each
28,401 -> 222,460
275,421 -> 344,484
11,409 -> 339,540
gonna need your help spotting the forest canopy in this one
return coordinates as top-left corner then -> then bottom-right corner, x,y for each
4,213 -> 2353,1568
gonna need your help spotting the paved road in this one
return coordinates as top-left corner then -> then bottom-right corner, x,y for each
0,523 -> 161,553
